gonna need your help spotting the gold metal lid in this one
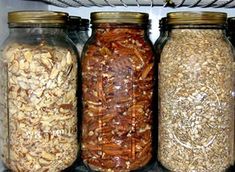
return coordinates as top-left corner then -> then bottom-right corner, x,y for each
8,11 -> 68,24
167,11 -> 227,25
91,11 -> 149,24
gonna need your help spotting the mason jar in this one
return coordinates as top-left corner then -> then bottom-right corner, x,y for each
76,18 -> 89,58
227,17 -> 235,46
81,11 -> 155,171
158,11 -> 234,172
67,16 -> 89,58
67,15 -> 82,45
0,11 -> 79,172
154,17 -> 168,62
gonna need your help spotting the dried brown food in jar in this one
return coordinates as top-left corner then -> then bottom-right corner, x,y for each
158,12 -> 234,172
81,12 -> 154,172
0,43 -> 78,172
0,11 -> 79,172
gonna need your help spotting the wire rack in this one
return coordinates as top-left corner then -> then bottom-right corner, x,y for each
37,0 -> 235,7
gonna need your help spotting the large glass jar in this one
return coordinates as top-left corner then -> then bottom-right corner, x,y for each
81,12 -> 155,171
158,12 -> 234,172
0,11 -> 79,172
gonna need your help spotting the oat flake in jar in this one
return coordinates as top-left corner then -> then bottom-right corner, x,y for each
81,12 -> 155,171
0,11 -> 79,172
158,12 -> 234,172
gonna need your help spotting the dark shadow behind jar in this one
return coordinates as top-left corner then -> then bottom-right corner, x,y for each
0,11 -> 80,172
158,11 -> 234,172
81,11 -> 156,172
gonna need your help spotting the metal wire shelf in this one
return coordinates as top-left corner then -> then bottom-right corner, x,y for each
36,0 -> 235,7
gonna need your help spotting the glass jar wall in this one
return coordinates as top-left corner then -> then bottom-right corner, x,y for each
81,11 -> 155,171
158,11 -> 234,172
0,11 -> 79,172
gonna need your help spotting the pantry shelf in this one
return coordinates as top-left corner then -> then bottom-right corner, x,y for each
35,0 -> 235,8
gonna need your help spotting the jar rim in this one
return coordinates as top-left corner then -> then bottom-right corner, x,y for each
90,11 -> 149,25
8,11 -> 68,24
167,11 -> 227,25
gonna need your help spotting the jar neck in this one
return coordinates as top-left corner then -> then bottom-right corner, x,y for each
9,24 -> 65,36
169,24 -> 225,39
79,26 -> 89,31
78,30 -> 89,38
159,28 -> 168,36
227,27 -> 235,37
92,23 -> 148,36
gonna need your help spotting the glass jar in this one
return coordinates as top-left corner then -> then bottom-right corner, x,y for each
227,17 -> 235,46
77,18 -> 89,58
67,16 -> 89,58
158,11 -> 234,172
67,15 -> 82,45
0,11 -> 79,172
227,16 -> 235,171
154,17 -> 168,61
81,12 -> 155,171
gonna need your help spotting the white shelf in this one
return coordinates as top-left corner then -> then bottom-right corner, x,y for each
38,0 -> 235,7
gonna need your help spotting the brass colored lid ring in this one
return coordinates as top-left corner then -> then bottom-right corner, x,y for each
8,11 -> 68,24
91,11 -> 149,24
167,11 -> 227,25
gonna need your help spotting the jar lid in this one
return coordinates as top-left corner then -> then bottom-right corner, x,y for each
8,11 -> 68,24
81,19 -> 89,27
68,16 -> 81,29
227,17 -> 235,25
68,16 -> 81,24
167,11 -> 227,25
227,17 -> 235,31
90,11 -> 149,24
159,17 -> 167,29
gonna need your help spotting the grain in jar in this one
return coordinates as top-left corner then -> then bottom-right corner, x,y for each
81,11 -> 155,172
0,11 -> 79,172
158,11 -> 234,172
